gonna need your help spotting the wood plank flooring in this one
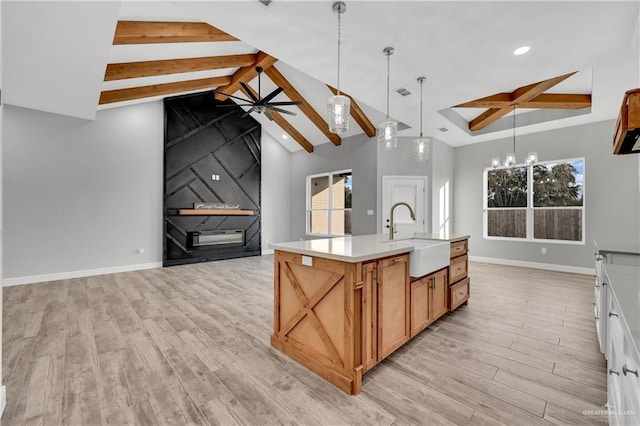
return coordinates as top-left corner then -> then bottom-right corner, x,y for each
2,258 -> 608,425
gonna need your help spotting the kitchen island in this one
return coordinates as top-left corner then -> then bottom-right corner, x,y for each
270,233 -> 470,394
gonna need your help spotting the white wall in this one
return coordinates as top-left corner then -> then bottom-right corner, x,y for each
3,103 -> 164,284
453,119 -> 640,271
261,131 -> 292,251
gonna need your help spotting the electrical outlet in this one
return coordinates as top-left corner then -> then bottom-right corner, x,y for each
367,209 -> 374,216
541,247 -> 547,254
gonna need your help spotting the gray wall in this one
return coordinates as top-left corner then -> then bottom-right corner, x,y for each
261,131 -> 292,249
431,138 -> 454,234
3,103 -> 164,279
453,120 -> 640,269
290,133 -> 377,241
376,136 -> 433,233
3,101 -> 293,282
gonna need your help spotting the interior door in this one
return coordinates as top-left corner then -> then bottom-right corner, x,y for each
382,176 -> 427,235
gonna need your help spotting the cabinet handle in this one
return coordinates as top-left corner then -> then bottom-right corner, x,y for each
595,284 -> 600,289
593,302 -> 597,307
458,291 -> 464,295
609,312 -> 619,318
609,369 -> 620,376
603,282 -> 607,286
623,365 -> 639,377
393,258 -> 404,263
595,316 -> 600,320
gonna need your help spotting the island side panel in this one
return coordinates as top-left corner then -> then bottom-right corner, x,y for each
271,250 -> 360,394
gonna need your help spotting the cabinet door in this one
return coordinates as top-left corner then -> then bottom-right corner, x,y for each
410,277 -> 430,337
377,255 -> 410,361
430,269 -> 448,320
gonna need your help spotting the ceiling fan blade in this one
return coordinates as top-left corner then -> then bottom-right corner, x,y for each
240,82 -> 259,103
268,106 -> 297,116
266,100 -> 303,106
216,103 -> 254,107
260,87 -> 284,104
213,92 -> 251,103
241,106 -> 256,118
264,110 -> 275,121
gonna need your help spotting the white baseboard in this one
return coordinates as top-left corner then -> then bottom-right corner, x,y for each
2,262 -> 163,287
261,249 -> 274,255
0,385 -> 6,418
469,256 -> 595,276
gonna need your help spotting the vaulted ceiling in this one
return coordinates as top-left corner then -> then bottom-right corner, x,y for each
3,1 -> 638,151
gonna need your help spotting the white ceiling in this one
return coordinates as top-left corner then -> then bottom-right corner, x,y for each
4,1 -> 639,151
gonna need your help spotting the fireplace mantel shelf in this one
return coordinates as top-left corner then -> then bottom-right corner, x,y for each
178,209 -> 255,216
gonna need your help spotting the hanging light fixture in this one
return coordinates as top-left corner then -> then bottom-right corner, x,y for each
377,47 -> 398,149
327,1 -> 351,134
414,76 -> 430,161
491,105 -> 538,168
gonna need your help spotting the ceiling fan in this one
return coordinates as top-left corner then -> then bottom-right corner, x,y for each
215,66 -> 301,120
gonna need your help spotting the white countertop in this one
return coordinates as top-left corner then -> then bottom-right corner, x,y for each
594,239 -> 640,256
270,233 -> 469,263
603,263 -> 640,355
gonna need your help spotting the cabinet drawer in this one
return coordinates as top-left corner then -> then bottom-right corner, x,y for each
450,277 -> 470,311
450,240 -> 468,258
449,254 -> 468,284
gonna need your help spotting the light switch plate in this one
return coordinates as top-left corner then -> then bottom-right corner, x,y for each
367,209 -> 374,216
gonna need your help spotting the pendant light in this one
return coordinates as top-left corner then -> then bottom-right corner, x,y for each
491,105 -> 538,168
327,1 -> 351,134
414,76 -> 430,161
377,47 -> 398,149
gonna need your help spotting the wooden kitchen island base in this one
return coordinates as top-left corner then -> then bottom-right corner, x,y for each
271,236 -> 470,395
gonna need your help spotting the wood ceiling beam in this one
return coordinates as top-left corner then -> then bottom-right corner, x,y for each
99,75 -> 231,104
264,66 -> 341,146
511,72 -> 577,104
457,93 -> 591,109
240,85 -> 314,153
214,51 -> 277,101
468,71 -> 579,131
327,85 -> 376,137
104,54 -> 256,81
113,21 -> 237,44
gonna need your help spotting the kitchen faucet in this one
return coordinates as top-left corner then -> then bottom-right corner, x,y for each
388,202 -> 416,240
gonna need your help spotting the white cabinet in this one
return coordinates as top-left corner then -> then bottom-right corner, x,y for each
602,264 -> 640,426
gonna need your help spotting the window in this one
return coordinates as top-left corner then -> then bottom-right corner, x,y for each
307,170 -> 352,236
484,158 -> 584,244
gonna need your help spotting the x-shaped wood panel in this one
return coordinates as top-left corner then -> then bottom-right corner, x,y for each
279,262 -> 344,368
455,71 -> 590,131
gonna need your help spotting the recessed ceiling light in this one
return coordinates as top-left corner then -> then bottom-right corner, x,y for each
513,46 -> 530,56
282,134 -> 288,139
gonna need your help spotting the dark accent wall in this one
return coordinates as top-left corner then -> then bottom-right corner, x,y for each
163,91 -> 261,266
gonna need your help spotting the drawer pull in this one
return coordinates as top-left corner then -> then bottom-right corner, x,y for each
609,312 -> 619,318
458,291 -> 465,296
393,258 -> 404,263
609,369 -> 620,376
623,365 -> 639,377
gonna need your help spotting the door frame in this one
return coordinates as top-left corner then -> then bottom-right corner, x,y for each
381,175 -> 429,234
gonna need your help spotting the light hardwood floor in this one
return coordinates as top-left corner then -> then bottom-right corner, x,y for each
2,257 -> 608,425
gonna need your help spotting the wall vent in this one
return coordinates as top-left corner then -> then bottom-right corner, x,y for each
396,88 -> 412,97
257,0 -> 275,6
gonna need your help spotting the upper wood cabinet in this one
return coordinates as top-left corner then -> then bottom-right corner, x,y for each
410,268 -> 448,337
376,255 -> 410,361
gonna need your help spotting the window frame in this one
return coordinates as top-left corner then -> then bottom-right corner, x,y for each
306,169 -> 353,237
483,157 -> 585,245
